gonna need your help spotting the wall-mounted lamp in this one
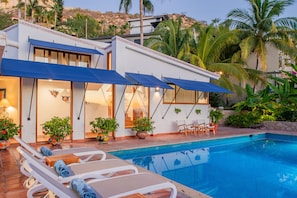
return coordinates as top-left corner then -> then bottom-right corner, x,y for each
49,90 -> 59,97
62,96 -> 70,102
0,98 -> 10,112
155,87 -> 160,92
61,89 -> 70,102
0,98 -> 10,108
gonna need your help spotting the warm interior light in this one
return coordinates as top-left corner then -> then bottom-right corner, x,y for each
62,96 -> 70,102
155,87 -> 160,92
0,98 -> 10,108
61,89 -> 70,102
49,90 -> 59,97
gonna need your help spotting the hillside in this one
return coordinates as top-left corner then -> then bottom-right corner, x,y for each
62,8 -> 204,30
1,0 -> 204,31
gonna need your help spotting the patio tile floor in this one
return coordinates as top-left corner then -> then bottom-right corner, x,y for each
0,126 -> 294,198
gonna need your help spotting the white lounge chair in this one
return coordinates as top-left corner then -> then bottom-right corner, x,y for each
27,161 -> 177,198
18,146 -> 139,188
14,135 -> 106,162
176,120 -> 194,136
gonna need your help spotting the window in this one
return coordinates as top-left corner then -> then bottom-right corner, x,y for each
107,52 -> 112,70
84,83 -> 114,138
37,80 -> 71,142
68,54 -> 77,66
34,48 -> 91,67
78,55 -> 90,67
51,51 -> 58,64
124,86 -> 149,128
164,85 -> 208,104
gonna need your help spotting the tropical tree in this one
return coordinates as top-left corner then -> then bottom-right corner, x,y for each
26,0 -> 46,22
226,0 -> 297,72
119,0 -> 154,45
233,84 -> 277,115
50,0 -> 63,29
144,17 -> 191,60
13,0 -> 25,19
269,64 -> 297,106
63,13 -> 100,38
0,10 -> 15,30
188,24 -> 249,94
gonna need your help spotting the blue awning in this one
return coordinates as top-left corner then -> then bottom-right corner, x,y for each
163,77 -> 232,93
126,73 -> 173,89
29,38 -> 103,55
0,58 -> 130,85
93,69 -> 132,85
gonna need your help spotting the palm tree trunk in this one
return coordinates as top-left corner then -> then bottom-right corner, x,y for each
139,0 -> 143,45
54,12 -> 57,30
24,0 -> 27,20
253,56 -> 259,93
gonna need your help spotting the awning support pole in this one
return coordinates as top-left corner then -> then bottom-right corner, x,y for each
125,86 -> 138,116
151,89 -> 167,119
135,87 -> 148,116
27,78 -> 36,120
162,87 -> 181,119
77,83 -> 88,120
115,85 -> 127,117
94,56 -> 101,69
186,92 -> 204,119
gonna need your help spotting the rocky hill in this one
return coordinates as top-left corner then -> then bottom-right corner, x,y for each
1,0 -> 205,33
62,8 -> 204,29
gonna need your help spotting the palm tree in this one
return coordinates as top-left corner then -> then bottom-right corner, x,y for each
13,0 -> 25,19
50,0 -> 63,29
226,0 -> 297,72
188,24 -> 249,94
119,0 -> 154,45
26,0 -> 44,22
145,17 -> 191,60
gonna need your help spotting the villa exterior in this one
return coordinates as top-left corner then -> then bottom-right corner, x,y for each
0,20 -> 229,143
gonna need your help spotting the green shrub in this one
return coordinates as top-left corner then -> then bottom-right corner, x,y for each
276,110 -> 297,122
42,116 -> 72,140
225,111 -> 262,128
261,114 -> 276,121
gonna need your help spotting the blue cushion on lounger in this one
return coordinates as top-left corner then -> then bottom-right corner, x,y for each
70,178 -> 98,198
54,160 -> 70,177
40,146 -> 52,156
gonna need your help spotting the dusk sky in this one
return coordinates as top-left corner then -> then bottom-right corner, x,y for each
63,0 -> 297,24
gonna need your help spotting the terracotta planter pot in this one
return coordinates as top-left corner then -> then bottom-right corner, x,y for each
0,140 -> 10,150
136,131 -> 147,139
48,137 -> 63,146
97,134 -> 109,143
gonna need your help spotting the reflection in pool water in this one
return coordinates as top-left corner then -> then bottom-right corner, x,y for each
111,133 -> 297,198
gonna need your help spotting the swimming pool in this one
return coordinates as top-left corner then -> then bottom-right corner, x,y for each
110,133 -> 297,198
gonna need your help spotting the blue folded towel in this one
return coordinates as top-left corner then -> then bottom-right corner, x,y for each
70,178 -> 98,198
54,160 -> 70,178
40,146 -> 52,156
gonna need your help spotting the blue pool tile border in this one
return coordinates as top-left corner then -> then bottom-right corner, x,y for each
109,133 -> 297,159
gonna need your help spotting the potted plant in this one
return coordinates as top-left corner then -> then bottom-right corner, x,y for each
195,109 -> 201,115
209,109 -> 224,130
0,113 -> 21,149
132,117 -> 155,139
90,117 -> 119,143
174,108 -> 181,114
42,116 -> 73,145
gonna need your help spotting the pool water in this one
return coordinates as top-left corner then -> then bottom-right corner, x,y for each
110,133 -> 297,198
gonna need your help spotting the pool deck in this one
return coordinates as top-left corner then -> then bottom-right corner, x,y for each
1,126 -> 296,198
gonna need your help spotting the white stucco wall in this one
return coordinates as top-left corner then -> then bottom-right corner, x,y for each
246,43 -> 280,72
112,36 -> 218,137
72,82 -> 86,140
1,21 -> 222,142
2,21 -> 110,142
